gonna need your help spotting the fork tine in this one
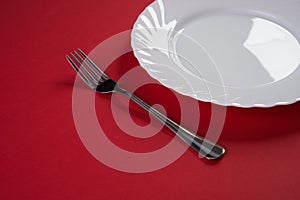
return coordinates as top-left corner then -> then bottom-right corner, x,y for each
70,52 -> 98,86
73,51 -> 103,83
77,48 -> 109,80
66,55 -> 96,89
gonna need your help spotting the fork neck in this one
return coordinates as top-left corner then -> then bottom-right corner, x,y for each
96,79 -> 117,93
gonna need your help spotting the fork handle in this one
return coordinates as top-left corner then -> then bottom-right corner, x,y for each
115,86 -> 225,160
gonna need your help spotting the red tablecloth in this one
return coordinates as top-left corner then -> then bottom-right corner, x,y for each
1,0 -> 300,199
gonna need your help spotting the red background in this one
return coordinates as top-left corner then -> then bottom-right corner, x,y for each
1,0 -> 300,199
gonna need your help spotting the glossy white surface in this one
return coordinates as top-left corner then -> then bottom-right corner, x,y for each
131,0 -> 300,107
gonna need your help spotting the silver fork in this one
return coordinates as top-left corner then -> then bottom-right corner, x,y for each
66,48 -> 225,160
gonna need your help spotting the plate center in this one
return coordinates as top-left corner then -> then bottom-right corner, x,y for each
176,14 -> 300,88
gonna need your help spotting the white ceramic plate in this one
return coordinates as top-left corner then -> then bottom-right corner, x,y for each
131,0 -> 300,107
